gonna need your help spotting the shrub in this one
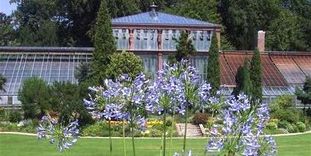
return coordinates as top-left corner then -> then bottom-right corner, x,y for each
165,116 -> 173,127
285,123 -> 295,133
106,52 -> 144,80
8,111 -> 22,123
270,95 -> 303,124
192,113 -> 209,125
266,121 -> 278,130
49,81 -> 94,126
82,121 -> 127,137
292,124 -> 300,133
0,107 -> 5,120
19,77 -> 50,119
278,120 -> 290,129
82,122 -> 107,136
149,129 -> 162,137
296,122 -> 306,132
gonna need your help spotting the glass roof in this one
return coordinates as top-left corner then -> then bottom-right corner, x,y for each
0,53 -> 91,96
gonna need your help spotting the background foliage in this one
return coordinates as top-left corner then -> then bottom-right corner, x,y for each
1,0 -> 309,51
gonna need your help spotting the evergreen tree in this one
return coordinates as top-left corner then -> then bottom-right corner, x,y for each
250,49 -> 262,103
296,76 -> 311,111
0,74 -> 6,92
232,59 -> 252,97
206,33 -> 220,95
75,62 -> 91,84
174,31 -> 196,62
91,0 -> 116,85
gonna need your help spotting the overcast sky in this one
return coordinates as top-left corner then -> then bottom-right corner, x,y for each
0,0 -> 17,15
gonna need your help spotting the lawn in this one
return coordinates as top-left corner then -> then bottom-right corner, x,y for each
0,134 -> 310,156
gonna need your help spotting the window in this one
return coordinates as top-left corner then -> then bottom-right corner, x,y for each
114,30 -> 119,39
162,29 -> 180,50
136,30 -> 141,40
206,31 -> 211,41
113,29 -> 129,50
190,30 -> 213,51
122,29 -> 126,39
134,29 -> 158,50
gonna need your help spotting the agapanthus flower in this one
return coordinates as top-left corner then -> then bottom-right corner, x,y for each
242,132 -> 261,156
84,73 -> 149,132
206,94 -> 277,156
146,60 -> 206,116
146,74 -> 185,115
103,103 -> 124,120
262,135 -> 277,156
136,115 -> 147,131
37,116 -> 79,152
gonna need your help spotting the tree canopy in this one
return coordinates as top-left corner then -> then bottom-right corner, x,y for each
1,0 -> 309,51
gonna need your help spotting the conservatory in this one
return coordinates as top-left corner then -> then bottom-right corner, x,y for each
1,5 -> 310,106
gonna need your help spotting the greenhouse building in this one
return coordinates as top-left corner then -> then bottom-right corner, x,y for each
0,5 -> 310,107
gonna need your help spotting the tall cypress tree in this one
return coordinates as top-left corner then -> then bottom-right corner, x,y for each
91,0 -> 116,85
232,59 -> 252,97
174,31 -> 196,62
206,33 -> 220,95
250,48 -> 262,103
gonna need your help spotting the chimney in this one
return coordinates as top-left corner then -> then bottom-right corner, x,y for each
257,30 -> 265,52
149,2 -> 158,19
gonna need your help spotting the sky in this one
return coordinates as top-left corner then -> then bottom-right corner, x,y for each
0,0 -> 17,15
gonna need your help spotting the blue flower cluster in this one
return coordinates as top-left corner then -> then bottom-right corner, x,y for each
37,116 -> 79,152
146,60 -> 210,116
206,94 -> 277,156
84,73 -> 149,131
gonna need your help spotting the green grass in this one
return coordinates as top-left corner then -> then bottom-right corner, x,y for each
0,134 -> 310,156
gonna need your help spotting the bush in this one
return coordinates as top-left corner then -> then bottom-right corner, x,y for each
149,129 -> 162,137
9,111 -> 22,123
106,52 -> 144,80
0,121 -> 36,133
49,82 -> 94,126
286,123 -> 296,133
82,122 -> 107,136
266,121 -> 278,130
270,95 -> 304,125
278,120 -> 290,129
82,121 -> 127,137
19,77 -> 50,119
296,122 -> 306,132
192,113 -> 209,125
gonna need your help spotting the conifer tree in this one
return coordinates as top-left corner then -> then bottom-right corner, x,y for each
250,49 -> 262,103
296,76 -> 311,112
232,59 -> 252,97
174,31 -> 196,62
91,0 -> 116,85
206,33 -> 220,95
